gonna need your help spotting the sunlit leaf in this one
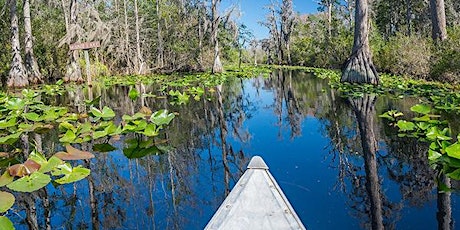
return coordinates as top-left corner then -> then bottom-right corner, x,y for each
0,191 -> 15,212
428,149 -> 442,161
150,110 -> 175,126
54,166 -> 90,184
22,112 -> 43,122
413,114 -> 431,122
445,143 -> 460,159
6,172 -> 51,192
59,130 -> 76,143
59,122 -> 76,132
0,171 -> 14,187
142,124 -> 159,137
0,132 -> 22,145
38,156 -> 63,173
93,130 -> 108,139
28,151 -> 47,165
0,216 -> 14,230
396,120 -> 415,132
410,104 -> 431,114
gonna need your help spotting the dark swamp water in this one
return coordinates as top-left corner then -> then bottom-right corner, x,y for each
6,70 -> 460,229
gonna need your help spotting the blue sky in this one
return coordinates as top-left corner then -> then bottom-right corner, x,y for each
223,0 -> 319,39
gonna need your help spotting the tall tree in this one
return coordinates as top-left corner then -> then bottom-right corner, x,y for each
23,0 -> 42,84
341,0 -> 378,85
281,0 -> 294,64
430,0 -> 448,41
7,0 -> 28,87
134,0 -> 146,74
63,0 -> 83,82
211,0 -> 223,73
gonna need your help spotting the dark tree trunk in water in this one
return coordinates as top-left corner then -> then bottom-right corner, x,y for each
350,95 -> 384,230
341,0 -> 378,85
7,0 -> 29,88
437,175 -> 453,230
64,0 -> 83,83
23,0 -> 42,84
430,0 -> 448,41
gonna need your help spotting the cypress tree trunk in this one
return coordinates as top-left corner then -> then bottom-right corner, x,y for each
211,0 -> 223,73
24,0 -> 43,84
341,0 -> 379,85
430,0 -> 448,41
7,0 -> 29,88
134,0 -> 146,74
64,0 -> 83,83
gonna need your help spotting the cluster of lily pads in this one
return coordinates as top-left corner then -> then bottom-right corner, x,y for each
0,146 -> 94,229
0,87 -> 175,229
380,104 -> 460,182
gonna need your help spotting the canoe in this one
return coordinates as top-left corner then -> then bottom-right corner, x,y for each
205,156 -> 306,230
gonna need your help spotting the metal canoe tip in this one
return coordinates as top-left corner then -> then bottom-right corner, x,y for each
247,156 -> 269,169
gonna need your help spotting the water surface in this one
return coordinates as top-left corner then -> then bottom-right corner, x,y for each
7,70 -> 459,229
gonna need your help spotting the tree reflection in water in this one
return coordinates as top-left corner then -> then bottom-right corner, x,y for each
6,70 -> 460,229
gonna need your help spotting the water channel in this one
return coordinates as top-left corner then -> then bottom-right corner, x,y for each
7,70 -> 460,229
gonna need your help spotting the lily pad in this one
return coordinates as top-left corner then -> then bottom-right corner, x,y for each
410,104 -> 431,114
446,143 -> 460,160
0,216 -> 14,230
6,172 -> 51,192
150,110 -> 175,126
54,165 -> 90,184
0,191 -> 15,213
0,171 -> 14,186
396,120 -> 415,132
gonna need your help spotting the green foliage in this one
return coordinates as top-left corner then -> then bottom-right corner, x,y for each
0,216 -> 14,230
374,33 -> 432,78
380,104 -> 460,183
430,26 -> 460,83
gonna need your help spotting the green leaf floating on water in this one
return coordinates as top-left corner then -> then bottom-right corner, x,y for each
150,110 -> 175,126
0,132 -> 23,145
38,156 -> 63,174
59,130 -> 76,143
410,104 -> 431,114
53,164 -> 90,184
6,172 -> 51,192
0,171 -> 14,186
22,112 -> 43,122
447,168 -> 460,180
446,143 -> 460,159
396,120 -> 415,132
0,216 -> 14,230
90,106 -> 115,120
0,118 -> 17,129
0,191 -> 15,213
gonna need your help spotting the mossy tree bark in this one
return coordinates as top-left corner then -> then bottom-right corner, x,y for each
7,0 -> 29,88
64,0 -> 83,83
211,0 -> 223,74
341,0 -> 379,85
24,0 -> 43,84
